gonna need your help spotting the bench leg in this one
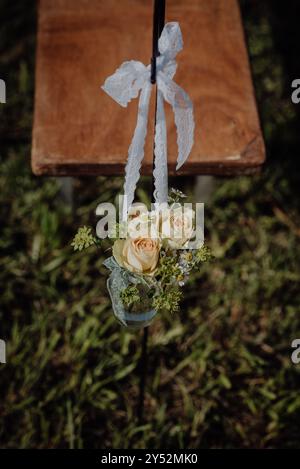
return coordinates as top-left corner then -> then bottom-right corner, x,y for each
194,176 -> 216,203
56,177 -> 74,207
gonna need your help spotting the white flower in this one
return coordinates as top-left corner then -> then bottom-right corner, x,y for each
161,206 -> 195,249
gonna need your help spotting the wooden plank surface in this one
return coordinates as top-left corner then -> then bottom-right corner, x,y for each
32,0 -> 265,176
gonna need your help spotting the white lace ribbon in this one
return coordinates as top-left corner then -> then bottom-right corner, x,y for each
101,22 -> 194,220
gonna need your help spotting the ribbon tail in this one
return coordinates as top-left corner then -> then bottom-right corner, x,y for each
153,89 -> 168,204
173,88 -> 195,170
122,82 -> 152,220
159,74 -> 195,171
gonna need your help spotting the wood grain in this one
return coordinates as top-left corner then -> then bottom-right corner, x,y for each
32,0 -> 265,176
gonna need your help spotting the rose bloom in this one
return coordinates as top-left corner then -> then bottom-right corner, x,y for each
127,208 -> 160,240
161,206 -> 195,249
113,237 -> 160,275
127,203 -> 148,220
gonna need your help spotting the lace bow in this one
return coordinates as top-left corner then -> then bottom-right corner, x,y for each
101,22 -> 194,219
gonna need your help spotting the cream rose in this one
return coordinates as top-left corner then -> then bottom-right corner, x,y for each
127,203 -> 148,220
113,237 -> 160,275
161,206 -> 195,249
127,209 -> 160,240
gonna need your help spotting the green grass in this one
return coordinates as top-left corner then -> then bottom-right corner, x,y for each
0,0 -> 300,448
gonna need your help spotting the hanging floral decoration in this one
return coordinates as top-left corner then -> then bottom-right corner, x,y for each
72,22 -> 213,328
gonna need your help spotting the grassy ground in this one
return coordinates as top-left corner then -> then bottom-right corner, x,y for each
0,0 -> 300,449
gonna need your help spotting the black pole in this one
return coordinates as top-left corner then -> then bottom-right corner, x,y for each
137,0 -> 166,424
137,326 -> 149,423
151,0 -> 166,84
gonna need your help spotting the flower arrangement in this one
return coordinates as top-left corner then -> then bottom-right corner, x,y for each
71,20 -> 208,328
72,189 -> 213,328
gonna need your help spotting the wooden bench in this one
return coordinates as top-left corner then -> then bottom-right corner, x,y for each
32,0 -> 265,177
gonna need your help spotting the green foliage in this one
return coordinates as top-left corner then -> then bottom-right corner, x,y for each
168,188 -> 187,204
120,285 -> 140,308
156,254 -> 181,285
194,245 -> 214,264
71,226 -> 97,251
153,287 -> 183,315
